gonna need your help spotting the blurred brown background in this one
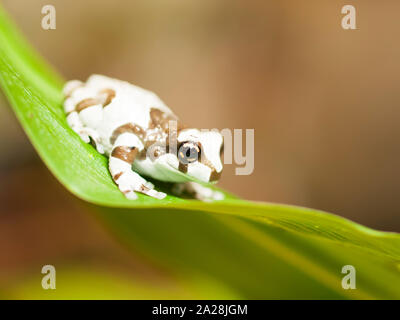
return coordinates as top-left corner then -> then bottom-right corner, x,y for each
1,0 -> 400,284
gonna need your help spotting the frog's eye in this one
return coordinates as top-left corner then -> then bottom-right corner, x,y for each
178,142 -> 200,164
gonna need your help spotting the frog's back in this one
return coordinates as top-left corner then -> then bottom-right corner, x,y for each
64,75 -> 178,154
89,75 -> 176,149
89,74 -> 173,127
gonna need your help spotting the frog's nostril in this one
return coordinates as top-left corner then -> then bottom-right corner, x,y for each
209,170 -> 222,182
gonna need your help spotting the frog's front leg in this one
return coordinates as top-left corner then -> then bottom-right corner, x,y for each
66,111 -> 90,142
172,182 -> 224,202
109,133 -> 166,200
66,110 -> 105,154
64,82 -> 106,154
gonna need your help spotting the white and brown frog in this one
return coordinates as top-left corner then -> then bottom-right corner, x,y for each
63,75 -> 224,201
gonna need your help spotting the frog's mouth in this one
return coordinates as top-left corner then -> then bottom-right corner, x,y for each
168,164 -> 217,187
166,164 -> 203,183
159,153 -> 214,184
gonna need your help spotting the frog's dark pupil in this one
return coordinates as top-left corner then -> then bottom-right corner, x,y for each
186,148 -> 191,157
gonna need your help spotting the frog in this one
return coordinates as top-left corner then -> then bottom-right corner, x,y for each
63,75 -> 224,201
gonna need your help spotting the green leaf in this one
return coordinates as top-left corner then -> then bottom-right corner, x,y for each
93,206 -> 400,299
1,5 -> 399,299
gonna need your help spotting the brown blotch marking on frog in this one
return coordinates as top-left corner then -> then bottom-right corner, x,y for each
113,172 -> 123,181
76,98 -> 99,112
149,108 -> 164,127
99,88 -> 116,106
178,161 -> 188,173
149,108 -> 182,133
196,141 -> 203,162
139,142 -> 165,162
111,146 -> 138,164
146,144 -> 164,159
110,123 -> 146,145
137,149 -> 148,160
149,108 -> 190,158
138,184 -> 150,192
153,149 -> 161,158
209,169 -> 222,182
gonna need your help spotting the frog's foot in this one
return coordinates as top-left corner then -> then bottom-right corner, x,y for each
63,79 -> 116,114
66,112 -> 91,143
63,79 -> 116,150
81,127 -> 104,154
116,170 -> 166,200
66,113 -> 104,153
172,182 -> 224,202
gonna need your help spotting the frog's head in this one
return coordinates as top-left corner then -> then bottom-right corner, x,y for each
162,129 -> 224,183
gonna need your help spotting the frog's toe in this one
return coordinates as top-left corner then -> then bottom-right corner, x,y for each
144,181 -> 155,189
78,131 -> 90,143
172,182 -> 224,201
211,190 -> 225,201
122,189 -> 138,200
150,190 -> 167,200
136,184 -> 166,200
